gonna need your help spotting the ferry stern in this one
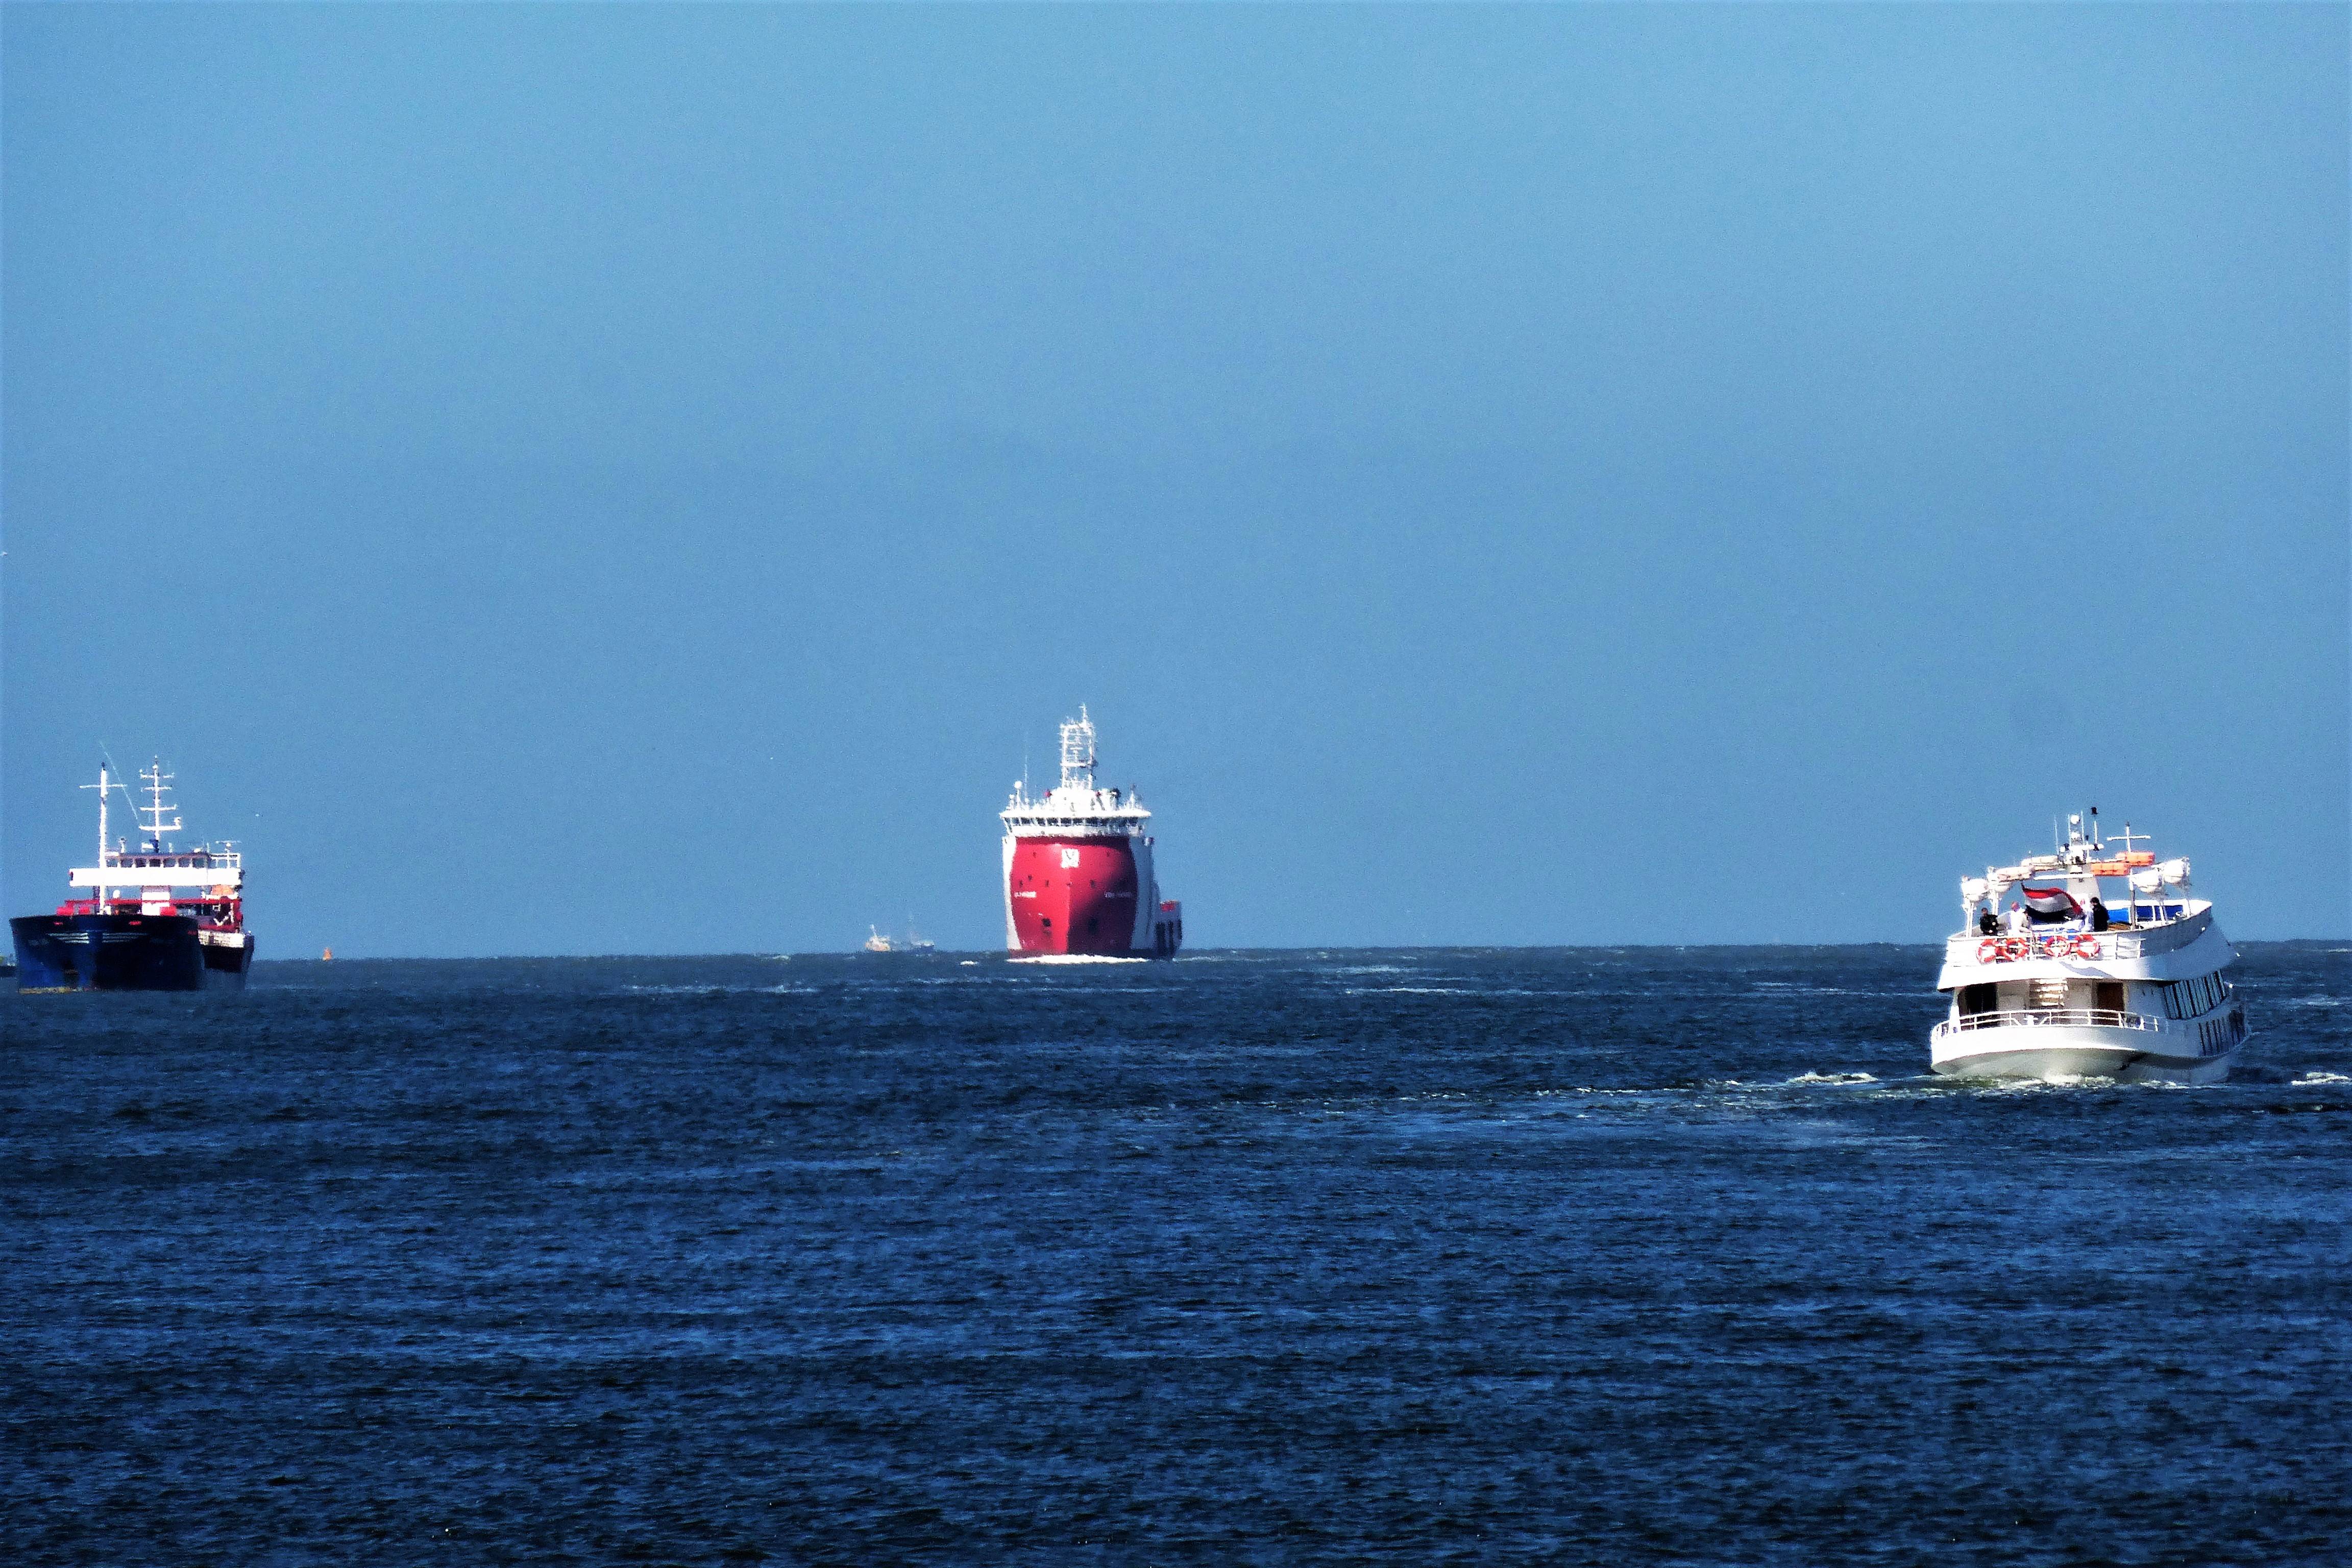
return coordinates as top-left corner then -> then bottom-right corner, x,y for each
1932,813 -> 2246,1083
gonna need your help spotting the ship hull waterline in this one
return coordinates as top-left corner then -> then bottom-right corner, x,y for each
1930,1022 -> 2240,1085
11,913 -> 253,992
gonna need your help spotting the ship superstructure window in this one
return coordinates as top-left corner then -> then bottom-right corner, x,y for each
2159,975 -> 2227,1019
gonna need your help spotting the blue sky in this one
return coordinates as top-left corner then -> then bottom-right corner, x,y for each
4,4 -> 2345,954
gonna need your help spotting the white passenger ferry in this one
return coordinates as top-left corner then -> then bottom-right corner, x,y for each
1932,813 -> 2249,1083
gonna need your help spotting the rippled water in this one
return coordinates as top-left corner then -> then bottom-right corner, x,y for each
6,943 -> 2348,1563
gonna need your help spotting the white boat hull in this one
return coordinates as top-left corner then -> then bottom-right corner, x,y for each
1930,1020 -> 2242,1084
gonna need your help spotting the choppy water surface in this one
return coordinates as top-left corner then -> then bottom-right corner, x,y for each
6,944 -> 2348,1564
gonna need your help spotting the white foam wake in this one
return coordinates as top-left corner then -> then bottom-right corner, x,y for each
1717,1071 -> 1878,1091
1006,953 -> 1149,966
624,983 -> 817,996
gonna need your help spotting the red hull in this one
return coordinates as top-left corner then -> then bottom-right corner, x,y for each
1007,837 -> 1141,954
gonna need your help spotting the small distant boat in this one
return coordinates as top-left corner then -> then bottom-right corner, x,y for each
1933,811 -> 2248,1083
862,924 -> 935,955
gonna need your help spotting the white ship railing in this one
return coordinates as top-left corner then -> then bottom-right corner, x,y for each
1001,815 -> 1147,837
1934,1002 -> 2248,1057
1943,906 -> 2211,968
1932,1008 -> 2166,1041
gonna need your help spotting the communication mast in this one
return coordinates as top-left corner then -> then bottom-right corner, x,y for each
137,758 -> 183,851
1059,705 -> 1097,790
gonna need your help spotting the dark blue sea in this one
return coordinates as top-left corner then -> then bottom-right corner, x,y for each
6,944 -> 2348,1565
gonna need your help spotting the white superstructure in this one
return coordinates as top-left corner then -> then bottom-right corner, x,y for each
1931,812 -> 2248,1083
999,708 -> 1153,841
68,761 -> 245,908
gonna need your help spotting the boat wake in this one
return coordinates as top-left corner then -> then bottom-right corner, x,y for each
1007,953 -> 1150,966
1713,1071 -> 1879,1091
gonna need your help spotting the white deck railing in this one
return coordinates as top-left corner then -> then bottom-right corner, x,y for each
1934,1002 -> 2247,1057
1932,1008 -> 2166,1042
1943,906 -> 2211,968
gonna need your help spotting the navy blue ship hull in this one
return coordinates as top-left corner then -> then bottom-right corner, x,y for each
11,914 -> 252,992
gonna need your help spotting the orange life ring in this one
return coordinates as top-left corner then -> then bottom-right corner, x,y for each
2072,934 -> 2102,960
1976,938 -> 2000,964
2002,936 -> 2028,962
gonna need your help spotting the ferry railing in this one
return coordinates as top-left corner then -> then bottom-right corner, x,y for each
1931,1008 -> 2166,1042
1943,906 -> 2212,968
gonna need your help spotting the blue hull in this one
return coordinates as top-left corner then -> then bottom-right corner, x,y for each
11,914 -> 252,992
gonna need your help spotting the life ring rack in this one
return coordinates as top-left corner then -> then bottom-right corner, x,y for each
1976,933 -> 2103,964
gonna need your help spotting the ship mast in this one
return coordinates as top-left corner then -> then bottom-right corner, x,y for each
82,765 -> 112,898
1060,705 -> 1096,791
137,758 -> 182,851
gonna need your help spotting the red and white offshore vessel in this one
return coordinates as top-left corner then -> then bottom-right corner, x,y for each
1001,708 -> 1182,958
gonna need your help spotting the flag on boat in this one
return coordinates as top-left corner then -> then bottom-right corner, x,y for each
2021,885 -> 2079,919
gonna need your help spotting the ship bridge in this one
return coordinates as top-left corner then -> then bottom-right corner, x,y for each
1001,706 -> 1152,839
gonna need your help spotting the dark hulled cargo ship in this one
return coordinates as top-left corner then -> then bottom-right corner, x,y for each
12,761 -> 254,992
